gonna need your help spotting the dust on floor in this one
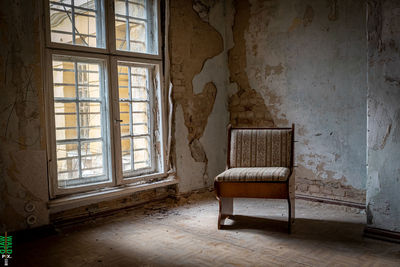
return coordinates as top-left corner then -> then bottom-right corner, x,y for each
14,191 -> 400,266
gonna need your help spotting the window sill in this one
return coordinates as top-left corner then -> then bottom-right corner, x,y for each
48,174 -> 178,213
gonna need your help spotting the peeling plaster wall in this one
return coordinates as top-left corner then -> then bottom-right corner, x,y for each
226,0 -> 367,203
170,0 -> 229,192
366,0 -> 400,232
0,0 -> 49,232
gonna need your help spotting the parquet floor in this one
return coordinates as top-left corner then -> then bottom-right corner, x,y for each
14,191 -> 400,266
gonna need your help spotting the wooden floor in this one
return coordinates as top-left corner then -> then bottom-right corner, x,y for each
14,191 -> 400,267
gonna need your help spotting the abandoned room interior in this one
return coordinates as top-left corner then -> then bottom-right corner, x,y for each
0,0 -> 400,266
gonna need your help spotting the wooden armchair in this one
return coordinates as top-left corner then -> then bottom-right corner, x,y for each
214,125 -> 295,233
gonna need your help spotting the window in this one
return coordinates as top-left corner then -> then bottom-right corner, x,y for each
45,0 -> 165,196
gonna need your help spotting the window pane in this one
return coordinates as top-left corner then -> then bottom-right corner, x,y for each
114,0 -> 158,55
128,1 -> 146,19
121,137 -> 132,172
117,64 -> 153,176
133,136 -> 150,169
53,55 -> 109,189
53,60 -> 76,98
118,66 -> 130,99
81,141 -> 104,177
49,0 -> 105,48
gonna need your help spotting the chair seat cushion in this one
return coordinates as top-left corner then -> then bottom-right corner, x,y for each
215,167 -> 290,182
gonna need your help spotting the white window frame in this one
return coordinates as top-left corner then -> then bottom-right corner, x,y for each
44,0 -> 167,198
111,56 -> 166,185
108,0 -> 162,59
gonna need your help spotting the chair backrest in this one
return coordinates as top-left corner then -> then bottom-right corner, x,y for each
228,126 -> 294,168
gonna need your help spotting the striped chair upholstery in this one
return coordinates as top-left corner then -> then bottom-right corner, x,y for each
229,129 -> 292,168
214,126 -> 295,232
215,167 -> 290,182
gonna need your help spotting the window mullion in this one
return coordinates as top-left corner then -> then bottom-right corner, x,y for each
71,0 -> 76,45
99,60 -> 108,182
74,61 -> 83,179
125,0 -> 130,51
128,66 -> 134,171
145,0 -> 150,54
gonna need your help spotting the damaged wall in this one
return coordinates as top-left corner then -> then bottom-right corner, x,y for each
366,0 -> 400,232
170,0 -> 229,192
226,0 -> 367,203
0,0 -> 49,232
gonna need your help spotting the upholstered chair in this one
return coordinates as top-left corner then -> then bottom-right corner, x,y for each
214,125 -> 295,233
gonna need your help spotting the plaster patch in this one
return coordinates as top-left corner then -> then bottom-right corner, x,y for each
170,0 -> 223,146
228,0 -> 275,127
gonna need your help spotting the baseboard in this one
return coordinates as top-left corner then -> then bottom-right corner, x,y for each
296,194 -> 365,209
364,227 -> 400,243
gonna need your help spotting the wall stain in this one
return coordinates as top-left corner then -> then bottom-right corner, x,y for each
392,109 -> 400,143
303,5 -> 314,27
169,0 -> 222,164
367,0 -> 383,53
380,124 -> 392,149
327,0 -> 338,21
288,17 -> 303,32
384,75 -> 400,87
265,63 -> 284,77
0,0 -> 48,232
296,164 -> 366,203
228,0 -> 275,127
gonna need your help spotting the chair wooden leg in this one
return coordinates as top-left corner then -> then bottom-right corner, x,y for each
287,198 -> 292,234
289,170 -> 296,225
218,197 -> 233,229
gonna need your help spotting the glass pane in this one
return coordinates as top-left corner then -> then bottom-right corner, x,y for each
118,66 -> 130,99
114,0 -> 158,54
57,158 -> 79,173
74,10 -> 97,47
54,102 -> 76,113
52,55 -> 109,189
82,153 -> 104,177
49,0 -> 105,48
58,171 -> 79,181
119,101 -> 130,119
129,20 -> 146,53
57,143 -> 79,159
53,61 -> 76,98
121,138 -> 132,172
50,7 -> 73,44
132,123 -> 148,135
115,1 -> 126,16
81,141 -> 104,177
128,1 -> 146,19
131,67 -> 148,100
134,149 -> 149,170
77,63 -> 100,99
133,136 -> 149,150
79,102 -> 101,127
115,18 -> 128,50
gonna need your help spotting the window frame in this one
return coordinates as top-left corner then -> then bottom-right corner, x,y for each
111,56 -> 166,186
45,49 -> 116,197
44,0 -> 167,198
44,0 -> 110,54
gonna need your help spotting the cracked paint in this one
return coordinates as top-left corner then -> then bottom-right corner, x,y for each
233,0 -> 367,202
0,0 -> 49,232
367,0 -> 400,232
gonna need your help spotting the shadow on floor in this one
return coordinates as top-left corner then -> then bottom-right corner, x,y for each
222,215 -> 365,241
